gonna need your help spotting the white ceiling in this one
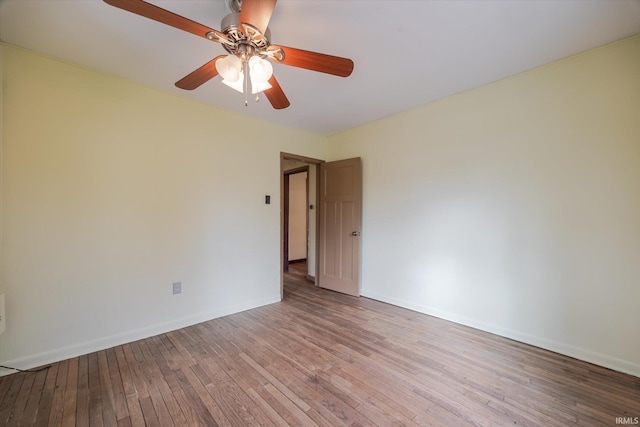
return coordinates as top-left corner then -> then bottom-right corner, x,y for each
1,0 -> 639,136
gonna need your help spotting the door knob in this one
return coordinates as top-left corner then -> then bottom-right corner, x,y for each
351,231 -> 361,237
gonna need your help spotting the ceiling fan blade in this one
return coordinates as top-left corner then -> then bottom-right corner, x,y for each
263,75 -> 290,110
270,46 -> 354,77
239,0 -> 277,35
104,0 -> 216,39
175,56 -> 225,90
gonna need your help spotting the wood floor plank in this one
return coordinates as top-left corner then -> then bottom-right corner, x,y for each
1,261 -> 639,426
97,350 -> 117,426
196,346 -> 285,425
75,354 -> 90,427
138,396 -> 160,426
134,340 -> 181,426
172,367 -> 220,426
239,352 -> 312,413
114,345 -> 145,426
5,371 -> 36,425
145,334 -> 218,426
47,359 -> 68,426
152,333 -> 231,426
117,416 -> 132,427
106,347 -> 129,423
222,342 -> 350,427
33,364 -> 59,427
87,352 -> 104,427
263,382 -> 318,427
194,356 -> 277,427
120,343 -> 149,401
60,356 -> 79,427
0,373 -> 16,404
245,387 -> 290,427
17,368 -> 48,425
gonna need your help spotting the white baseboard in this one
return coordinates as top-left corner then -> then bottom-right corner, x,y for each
362,289 -> 640,378
0,295 -> 280,377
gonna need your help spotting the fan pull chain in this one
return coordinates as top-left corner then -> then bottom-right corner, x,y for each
244,62 -> 249,106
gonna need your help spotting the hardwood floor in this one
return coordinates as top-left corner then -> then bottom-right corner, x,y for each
2,262 -> 639,426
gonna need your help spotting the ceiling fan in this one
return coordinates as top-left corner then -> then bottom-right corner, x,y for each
103,0 -> 354,110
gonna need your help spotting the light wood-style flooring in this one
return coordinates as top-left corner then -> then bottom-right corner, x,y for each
1,262 -> 639,426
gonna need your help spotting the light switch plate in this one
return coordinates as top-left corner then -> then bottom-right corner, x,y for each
172,282 -> 182,295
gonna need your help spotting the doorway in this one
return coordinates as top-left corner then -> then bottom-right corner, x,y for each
280,153 -> 323,298
283,167 -> 309,272
280,153 -> 363,299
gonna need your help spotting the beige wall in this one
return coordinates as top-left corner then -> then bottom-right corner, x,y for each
0,44 -> 327,371
328,35 -> 640,376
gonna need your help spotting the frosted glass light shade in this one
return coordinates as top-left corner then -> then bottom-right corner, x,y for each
216,55 -> 244,93
216,55 -> 242,81
249,56 -> 273,94
251,80 -> 272,94
222,74 -> 244,92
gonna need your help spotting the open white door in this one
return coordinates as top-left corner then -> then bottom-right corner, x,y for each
318,157 -> 362,296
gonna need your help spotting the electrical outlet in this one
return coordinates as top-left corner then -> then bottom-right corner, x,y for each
172,282 -> 182,295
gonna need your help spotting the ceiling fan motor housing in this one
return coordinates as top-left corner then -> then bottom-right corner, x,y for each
219,12 -> 271,57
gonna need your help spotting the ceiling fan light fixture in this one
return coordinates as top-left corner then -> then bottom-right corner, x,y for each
104,0 -> 352,110
215,53 -> 273,96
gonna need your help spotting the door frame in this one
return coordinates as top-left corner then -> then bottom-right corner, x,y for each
280,152 -> 324,299
283,166 -> 309,273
